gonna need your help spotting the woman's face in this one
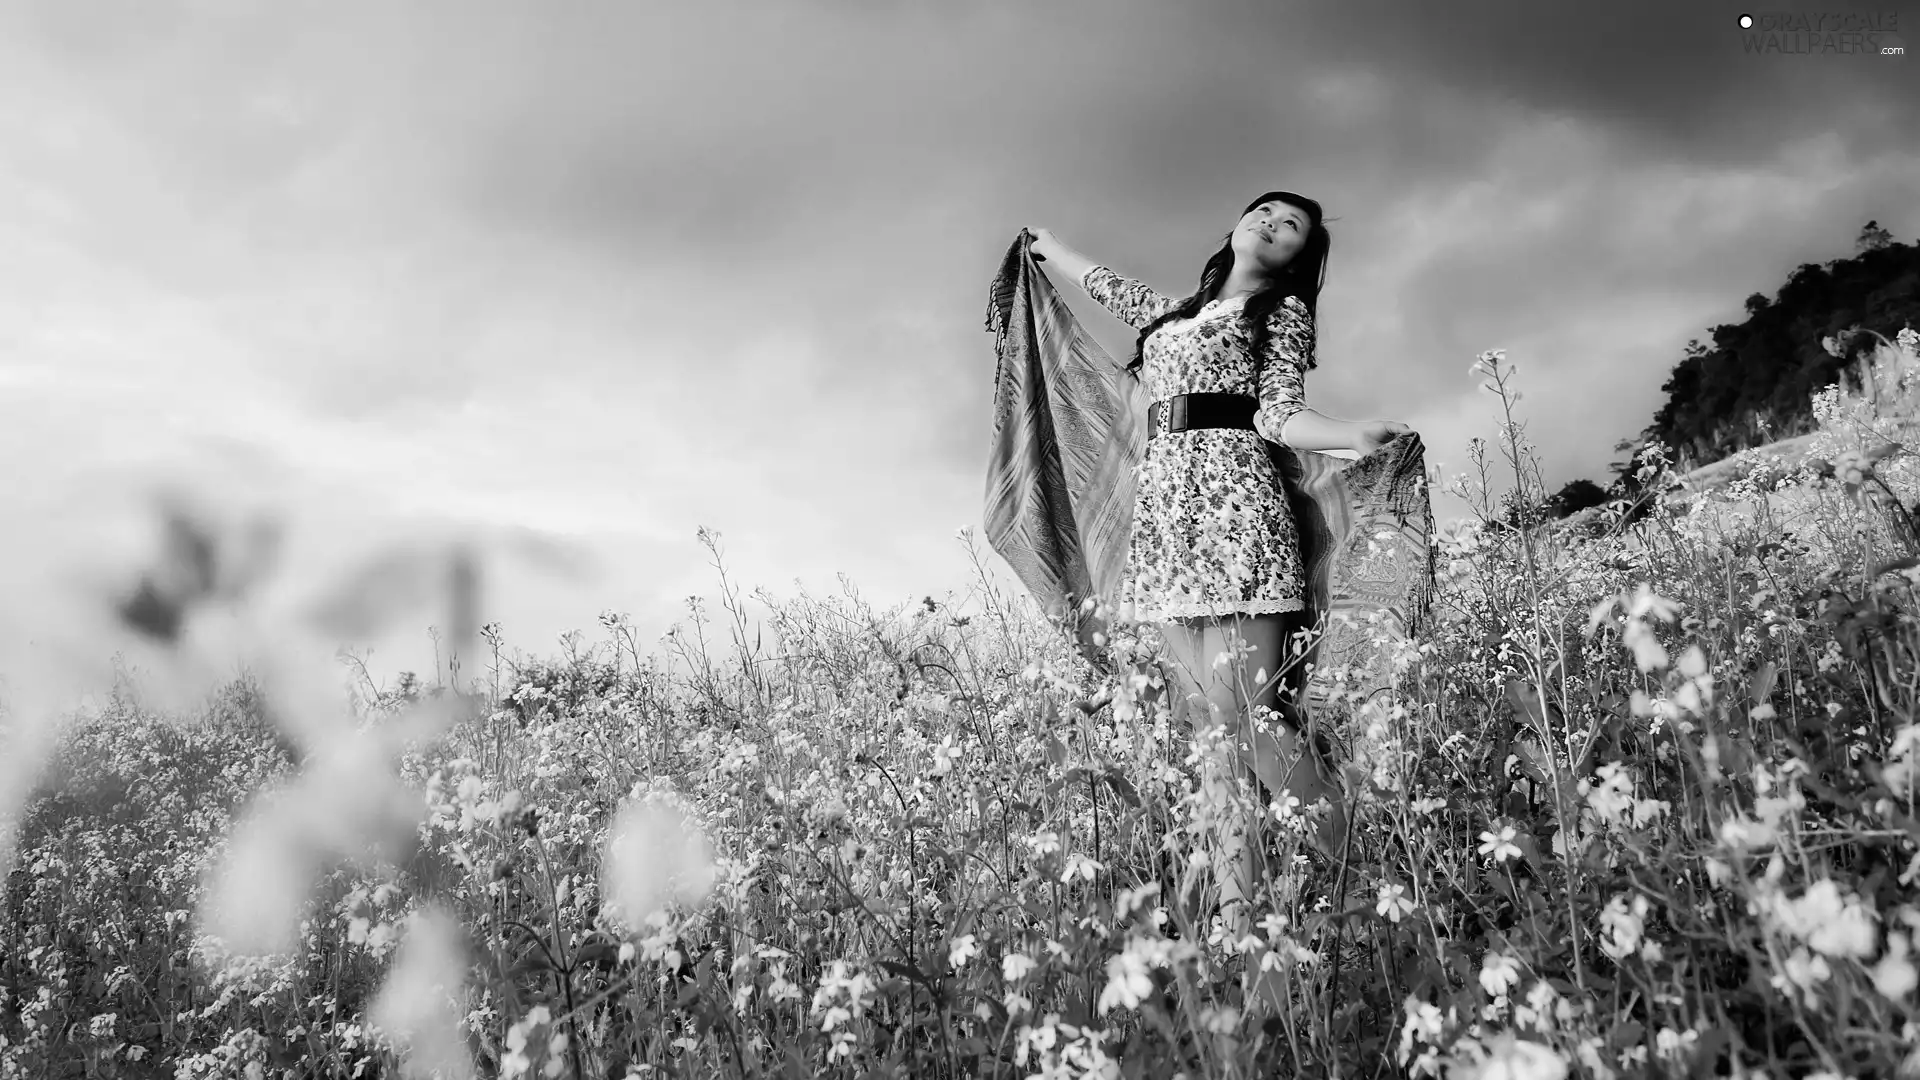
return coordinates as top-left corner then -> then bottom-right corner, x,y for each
1231,199 -> 1310,275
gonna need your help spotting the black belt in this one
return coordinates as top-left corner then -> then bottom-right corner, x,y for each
1147,392 -> 1257,440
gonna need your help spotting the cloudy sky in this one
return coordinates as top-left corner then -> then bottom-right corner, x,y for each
0,0 -> 1914,689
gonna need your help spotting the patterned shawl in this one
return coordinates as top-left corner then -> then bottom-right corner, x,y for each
983,229 -> 1436,713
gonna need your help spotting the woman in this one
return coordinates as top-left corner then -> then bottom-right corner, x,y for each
1026,192 -> 1410,932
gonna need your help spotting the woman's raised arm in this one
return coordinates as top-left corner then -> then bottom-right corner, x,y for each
1027,227 -> 1177,330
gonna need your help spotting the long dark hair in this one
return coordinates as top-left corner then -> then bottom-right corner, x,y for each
1125,191 -> 1331,379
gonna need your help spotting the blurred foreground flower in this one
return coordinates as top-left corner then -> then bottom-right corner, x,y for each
1762,879 -> 1879,960
1451,1031 -> 1569,1080
0,477 -> 514,873
369,906 -> 477,1080
600,795 -> 716,931
1871,932 -> 1917,1001
1479,953 -> 1523,999
199,720 -> 436,956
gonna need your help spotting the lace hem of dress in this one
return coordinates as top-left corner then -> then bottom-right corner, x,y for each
1148,597 -> 1305,619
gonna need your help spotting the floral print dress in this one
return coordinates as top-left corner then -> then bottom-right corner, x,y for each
1081,264 -> 1314,622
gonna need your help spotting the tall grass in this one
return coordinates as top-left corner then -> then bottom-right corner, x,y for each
4,330 -> 1920,1079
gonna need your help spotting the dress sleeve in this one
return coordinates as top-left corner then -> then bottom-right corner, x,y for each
1252,295 -> 1313,446
1081,265 -> 1180,331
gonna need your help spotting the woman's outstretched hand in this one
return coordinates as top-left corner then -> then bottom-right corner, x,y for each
1024,229 -> 1098,294
1026,227 -> 1059,262
1351,420 -> 1413,456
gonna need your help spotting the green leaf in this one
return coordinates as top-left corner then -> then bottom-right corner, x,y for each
878,959 -> 935,988
505,943 -> 555,983
1748,661 -> 1778,705
973,992 -> 1011,1027
1690,1026 -> 1734,1071
1511,737 -> 1553,786
1512,830 -> 1546,872
1505,679 -> 1551,732
1046,734 -> 1068,766
1891,812 -> 1920,844
1488,870 -> 1517,902
572,941 -> 618,972
1074,690 -> 1111,715
1139,1000 -> 1176,1041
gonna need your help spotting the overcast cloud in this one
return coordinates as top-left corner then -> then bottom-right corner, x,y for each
1,0 -> 1914,685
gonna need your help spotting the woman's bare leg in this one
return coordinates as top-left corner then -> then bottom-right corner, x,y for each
1162,613 -> 1348,871
1158,617 -> 1258,935
1231,612 -> 1349,858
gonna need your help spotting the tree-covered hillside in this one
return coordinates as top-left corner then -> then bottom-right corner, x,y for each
1642,222 -> 1917,470
1532,221 -> 1920,524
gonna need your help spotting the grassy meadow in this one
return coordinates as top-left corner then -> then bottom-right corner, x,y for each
5,332 -> 1920,1079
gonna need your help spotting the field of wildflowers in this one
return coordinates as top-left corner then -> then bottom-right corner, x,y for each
5,329 -> 1920,1079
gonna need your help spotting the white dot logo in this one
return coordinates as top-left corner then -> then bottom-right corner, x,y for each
1739,13 -> 1754,27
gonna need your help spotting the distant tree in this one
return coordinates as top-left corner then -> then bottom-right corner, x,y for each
1857,219 -> 1893,253
1546,478 -> 1612,519
1602,438 -> 1660,528
1494,489 -> 1554,532
1611,229 -> 1919,496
